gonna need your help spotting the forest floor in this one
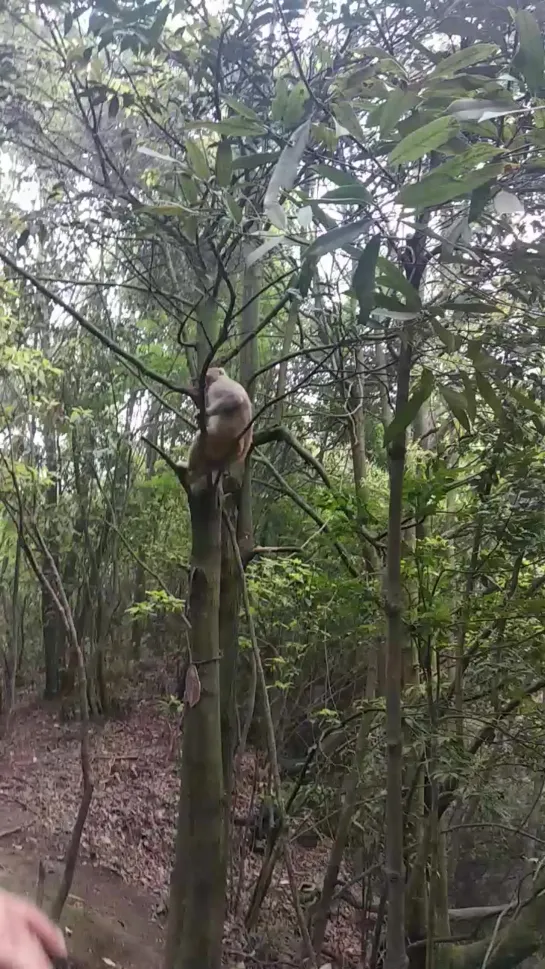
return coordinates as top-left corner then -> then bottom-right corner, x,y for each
0,696 -> 362,968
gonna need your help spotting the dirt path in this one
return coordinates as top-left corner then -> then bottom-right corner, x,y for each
0,836 -> 163,968
0,700 -> 170,968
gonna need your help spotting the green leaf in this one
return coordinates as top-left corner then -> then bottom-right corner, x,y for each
374,293 -> 420,319
264,119 -> 311,229
352,235 -> 381,325
180,173 -> 199,206
224,193 -> 243,223
443,299 -> 495,314
468,179 -> 495,222
283,81 -> 309,126
397,174 -> 467,208
311,123 -> 338,150
319,185 -> 373,205
332,101 -> 365,140
376,257 -> 421,310
460,371 -> 477,421
185,119 -> 267,136
181,214 -> 197,243
431,319 -> 459,352
440,385 -> 471,430
185,139 -> 209,180
108,95 -> 120,119
222,95 -> 261,121
514,10 -> 545,94
467,342 -> 506,373
304,217 -> 371,262
438,142 -> 504,177
390,116 -> 460,164
384,369 -> 435,445
271,77 -> 290,122
509,384 -> 543,415
232,151 -> 280,170
138,203 -> 189,217
215,140 -> 232,187
314,164 -> 366,187
308,202 -> 336,229
379,88 -> 420,136
475,371 -> 504,419
397,162 -> 505,209
17,228 -> 30,250
428,44 -> 499,79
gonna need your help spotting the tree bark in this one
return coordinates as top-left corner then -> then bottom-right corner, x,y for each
219,499 -> 240,836
311,653 -> 377,955
42,420 -> 62,698
348,347 -> 367,491
166,483 -> 225,969
384,334 -> 412,969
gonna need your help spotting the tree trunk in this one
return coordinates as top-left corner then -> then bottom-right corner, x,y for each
219,498 -> 241,839
384,335 -> 412,969
42,421 -> 62,698
274,296 -> 299,423
311,652 -> 377,954
131,561 -> 146,660
348,347 -> 367,491
132,406 -> 160,659
444,870 -> 545,969
166,483 -> 225,969
43,570 -> 62,697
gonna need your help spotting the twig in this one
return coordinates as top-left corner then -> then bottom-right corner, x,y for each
36,860 -> 45,909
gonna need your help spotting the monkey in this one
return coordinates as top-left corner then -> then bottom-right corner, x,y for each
233,797 -> 282,854
187,367 -> 253,482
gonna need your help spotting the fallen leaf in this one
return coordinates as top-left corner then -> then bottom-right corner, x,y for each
184,664 -> 201,707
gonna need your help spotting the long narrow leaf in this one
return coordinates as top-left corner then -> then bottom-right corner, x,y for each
264,119 -> 311,229
304,218 -> 371,262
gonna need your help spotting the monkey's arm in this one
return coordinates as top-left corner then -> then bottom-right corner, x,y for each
206,398 -> 241,417
206,387 -> 246,417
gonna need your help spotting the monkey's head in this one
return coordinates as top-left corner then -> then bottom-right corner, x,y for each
189,367 -> 227,402
205,367 -> 226,385
191,367 -> 225,396
191,367 -> 225,392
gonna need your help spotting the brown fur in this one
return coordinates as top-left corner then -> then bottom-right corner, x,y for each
188,368 -> 252,479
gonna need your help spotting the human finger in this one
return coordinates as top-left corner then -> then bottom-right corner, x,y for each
0,929 -> 54,969
14,900 -> 67,959
15,931 -> 55,969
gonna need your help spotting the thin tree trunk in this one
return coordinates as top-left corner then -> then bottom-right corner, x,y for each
42,420 -> 62,698
7,534 -> 22,725
376,342 -> 392,428
238,261 -> 258,561
166,484 -> 224,969
384,334 -> 412,969
132,407 -> 160,659
219,501 -> 241,829
274,297 -> 299,423
455,524 -> 481,745
348,347 -> 367,491
311,653 -> 377,954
